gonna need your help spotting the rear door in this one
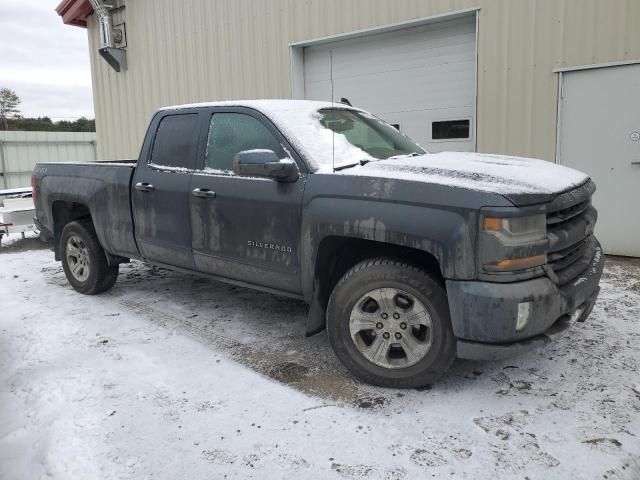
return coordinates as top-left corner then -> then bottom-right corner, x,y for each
189,107 -> 306,294
132,110 -> 204,269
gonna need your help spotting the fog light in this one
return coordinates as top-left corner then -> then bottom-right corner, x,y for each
516,302 -> 533,331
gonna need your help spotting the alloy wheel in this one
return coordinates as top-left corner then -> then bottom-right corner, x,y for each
66,235 -> 91,282
349,287 -> 433,369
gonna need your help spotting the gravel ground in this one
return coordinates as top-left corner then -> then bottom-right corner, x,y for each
1,238 -> 639,479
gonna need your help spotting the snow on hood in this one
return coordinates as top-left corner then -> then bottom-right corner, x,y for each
342,152 -> 590,195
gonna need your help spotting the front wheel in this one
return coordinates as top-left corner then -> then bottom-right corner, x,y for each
60,220 -> 119,295
327,258 -> 456,388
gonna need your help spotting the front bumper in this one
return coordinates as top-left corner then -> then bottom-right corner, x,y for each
447,239 -> 604,361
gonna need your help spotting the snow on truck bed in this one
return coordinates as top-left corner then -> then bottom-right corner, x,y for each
164,99 -> 589,195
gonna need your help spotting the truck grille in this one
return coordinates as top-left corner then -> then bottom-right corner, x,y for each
546,194 -> 596,286
546,199 -> 590,226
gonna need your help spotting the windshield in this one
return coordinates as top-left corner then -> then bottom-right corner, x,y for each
318,108 -> 425,160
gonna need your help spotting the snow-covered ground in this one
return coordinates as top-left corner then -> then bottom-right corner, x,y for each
0,231 -> 40,250
1,241 -> 639,479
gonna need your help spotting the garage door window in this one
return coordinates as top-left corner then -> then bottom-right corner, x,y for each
432,119 -> 470,140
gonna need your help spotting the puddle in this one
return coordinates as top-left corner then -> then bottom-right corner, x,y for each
266,361 -> 310,383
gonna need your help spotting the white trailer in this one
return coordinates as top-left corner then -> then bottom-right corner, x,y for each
0,187 -> 36,245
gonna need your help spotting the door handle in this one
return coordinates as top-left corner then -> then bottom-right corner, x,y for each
192,188 -> 216,199
135,182 -> 155,192
631,161 -> 640,165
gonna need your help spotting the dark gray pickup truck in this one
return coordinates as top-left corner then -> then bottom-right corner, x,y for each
33,100 -> 604,387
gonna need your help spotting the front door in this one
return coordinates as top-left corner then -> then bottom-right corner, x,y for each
559,63 -> 640,256
132,111 -> 203,269
189,107 -> 306,294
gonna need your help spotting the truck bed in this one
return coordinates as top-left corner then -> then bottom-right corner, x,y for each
33,160 -> 140,260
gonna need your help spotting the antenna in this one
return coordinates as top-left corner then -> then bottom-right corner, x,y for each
330,49 -> 335,173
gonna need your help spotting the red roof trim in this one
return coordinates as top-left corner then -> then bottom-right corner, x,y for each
56,0 -> 93,28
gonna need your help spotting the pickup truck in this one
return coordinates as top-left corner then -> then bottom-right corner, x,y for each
33,100 -> 604,388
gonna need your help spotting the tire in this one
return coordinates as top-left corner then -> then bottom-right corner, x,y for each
60,220 -> 119,295
327,258 -> 456,388
97,263 -> 120,292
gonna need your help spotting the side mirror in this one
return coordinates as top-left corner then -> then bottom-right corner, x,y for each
232,149 -> 299,182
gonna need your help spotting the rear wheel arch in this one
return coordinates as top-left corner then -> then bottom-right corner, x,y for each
52,201 -> 92,260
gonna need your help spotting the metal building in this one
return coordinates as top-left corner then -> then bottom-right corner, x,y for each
0,131 -> 97,189
56,0 -> 640,255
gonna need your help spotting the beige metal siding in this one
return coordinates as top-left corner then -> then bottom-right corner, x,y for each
87,0 -> 640,162
0,131 -> 97,188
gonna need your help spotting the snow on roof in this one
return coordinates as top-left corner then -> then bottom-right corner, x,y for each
161,99 -> 369,170
160,99 -> 340,112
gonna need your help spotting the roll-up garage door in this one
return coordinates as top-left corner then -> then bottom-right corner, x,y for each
302,16 -> 477,152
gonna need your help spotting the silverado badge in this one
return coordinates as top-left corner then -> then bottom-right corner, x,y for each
247,240 -> 293,253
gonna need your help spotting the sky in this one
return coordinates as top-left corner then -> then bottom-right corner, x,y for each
0,0 -> 94,120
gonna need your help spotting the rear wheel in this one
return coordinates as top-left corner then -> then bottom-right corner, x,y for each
327,258 -> 456,388
60,220 -> 119,294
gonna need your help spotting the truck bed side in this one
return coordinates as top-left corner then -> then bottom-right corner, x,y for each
33,161 -> 139,260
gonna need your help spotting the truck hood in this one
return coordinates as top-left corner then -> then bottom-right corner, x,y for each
340,152 -> 590,206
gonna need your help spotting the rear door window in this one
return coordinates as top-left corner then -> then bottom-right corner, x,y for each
205,113 -> 284,172
150,113 -> 199,169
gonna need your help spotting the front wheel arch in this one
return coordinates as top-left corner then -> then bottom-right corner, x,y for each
306,237 -> 444,336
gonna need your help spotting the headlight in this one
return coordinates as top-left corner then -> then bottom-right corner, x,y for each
482,214 -> 546,245
480,213 -> 548,273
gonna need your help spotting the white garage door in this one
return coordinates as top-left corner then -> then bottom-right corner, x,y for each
301,16 -> 477,152
558,63 -> 640,257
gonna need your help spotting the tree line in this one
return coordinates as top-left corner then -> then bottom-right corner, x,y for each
3,116 -> 96,132
0,88 -> 95,132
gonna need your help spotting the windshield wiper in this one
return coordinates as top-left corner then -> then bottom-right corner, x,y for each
336,152 -> 423,170
388,152 -> 422,160
334,159 -> 376,171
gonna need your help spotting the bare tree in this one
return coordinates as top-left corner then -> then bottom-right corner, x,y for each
0,88 -> 21,130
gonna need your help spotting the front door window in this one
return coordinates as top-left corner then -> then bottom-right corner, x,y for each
205,113 -> 284,172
